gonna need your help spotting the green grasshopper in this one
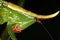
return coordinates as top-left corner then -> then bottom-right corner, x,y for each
0,0 -> 59,40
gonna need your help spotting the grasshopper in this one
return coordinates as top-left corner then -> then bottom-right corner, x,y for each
0,0 -> 59,40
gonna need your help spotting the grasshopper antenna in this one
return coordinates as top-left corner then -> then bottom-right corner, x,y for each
36,19 -> 54,40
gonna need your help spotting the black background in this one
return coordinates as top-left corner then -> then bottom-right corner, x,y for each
0,0 -> 60,40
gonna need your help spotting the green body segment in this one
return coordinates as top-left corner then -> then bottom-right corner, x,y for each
0,5 -> 35,30
0,1 -> 35,40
